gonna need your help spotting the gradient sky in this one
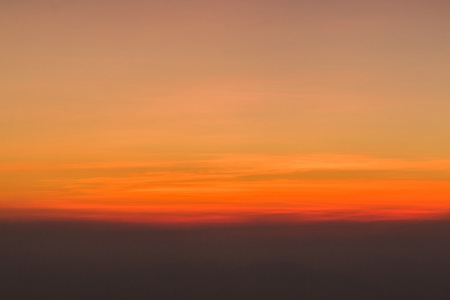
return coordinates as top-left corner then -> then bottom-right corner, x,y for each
1,0 -> 450,223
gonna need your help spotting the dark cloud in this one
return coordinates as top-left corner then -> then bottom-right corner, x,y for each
1,219 -> 450,299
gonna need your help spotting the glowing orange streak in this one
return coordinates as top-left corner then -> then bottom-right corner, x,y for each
2,179 -> 450,224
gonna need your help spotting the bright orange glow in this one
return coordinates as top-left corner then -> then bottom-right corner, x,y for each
2,154 -> 450,224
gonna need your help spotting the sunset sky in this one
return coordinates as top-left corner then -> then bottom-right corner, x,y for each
2,0 -> 450,223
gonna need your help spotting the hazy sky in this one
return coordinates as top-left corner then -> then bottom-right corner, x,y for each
2,0 -> 450,223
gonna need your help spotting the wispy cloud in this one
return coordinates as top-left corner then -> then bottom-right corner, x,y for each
2,153 -> 450,223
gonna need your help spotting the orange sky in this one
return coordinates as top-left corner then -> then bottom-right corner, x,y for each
1,0 -> 450,223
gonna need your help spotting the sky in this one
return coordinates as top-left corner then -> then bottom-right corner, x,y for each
1,0 -> 450,223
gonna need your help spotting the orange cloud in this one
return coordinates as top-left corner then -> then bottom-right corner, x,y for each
2,153 -> 450,223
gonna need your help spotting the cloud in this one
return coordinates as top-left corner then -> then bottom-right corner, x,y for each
2,153 -> 450,223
